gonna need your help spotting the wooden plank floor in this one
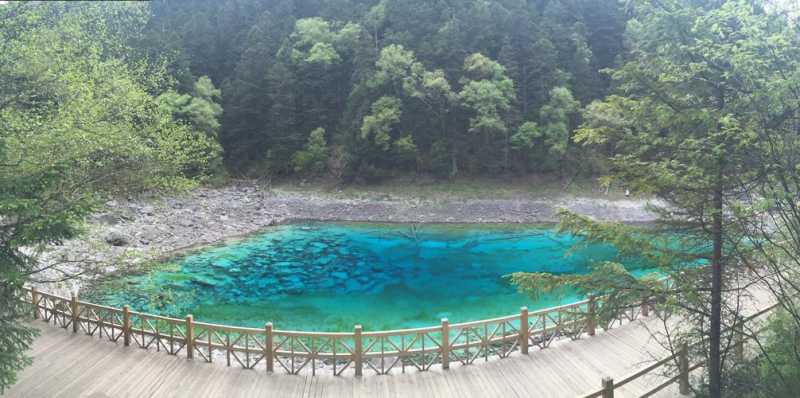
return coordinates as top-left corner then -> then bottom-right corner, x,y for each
6,318 -> 687,398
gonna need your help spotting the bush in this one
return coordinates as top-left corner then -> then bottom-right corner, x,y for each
291,127 -> 328,175
722,310 -> 800,397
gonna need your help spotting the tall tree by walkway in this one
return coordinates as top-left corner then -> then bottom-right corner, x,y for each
0,3 -> 220,391
512,1 -> 798,396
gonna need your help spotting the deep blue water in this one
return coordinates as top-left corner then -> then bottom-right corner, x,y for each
85,222 -> 651,331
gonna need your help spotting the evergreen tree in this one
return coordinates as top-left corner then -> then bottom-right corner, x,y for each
513,2 -> 798,396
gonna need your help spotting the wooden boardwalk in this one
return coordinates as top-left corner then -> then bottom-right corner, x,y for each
6,319 -> 685,398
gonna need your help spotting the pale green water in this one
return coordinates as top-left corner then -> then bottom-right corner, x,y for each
86,222 -> 653,331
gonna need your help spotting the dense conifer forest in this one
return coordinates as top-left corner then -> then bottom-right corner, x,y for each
140,0 -> 627,180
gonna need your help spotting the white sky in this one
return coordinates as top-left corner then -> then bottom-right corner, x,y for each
768,0 -> 800,15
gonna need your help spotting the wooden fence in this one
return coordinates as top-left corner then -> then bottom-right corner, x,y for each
579,301 -> 780,398
23,286 -> 649,377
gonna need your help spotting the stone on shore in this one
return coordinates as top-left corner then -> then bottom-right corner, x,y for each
104,229 -> 131,246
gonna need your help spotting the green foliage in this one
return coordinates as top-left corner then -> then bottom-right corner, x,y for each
512,1 -> 800,396
539,87 -> 579,158
360,96 -> 403,151
510,261 -> 659,327
372,44 -> 418,89
158,76 -> 223,138
511,87 -> 580,171
573,99 -> 628,145
0,295 -> 34,394
291,128 -> 329,175
392,135 -> 417,162
725,309 -> 800,397
187,76 -> 224,135
459,80 -> 513,134
138,0 -> 629,179
508,211 -> 700,328
459,54 -> 515,135
368,44 -> 457,174
289,18 -> 361,66
510,122 -> 540,150
457,53 -> 516,172
0,2 -> 222,389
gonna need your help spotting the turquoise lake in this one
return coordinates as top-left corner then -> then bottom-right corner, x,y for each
86,222 -> 653,332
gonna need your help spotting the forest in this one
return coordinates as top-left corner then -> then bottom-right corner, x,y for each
76,0 -> 628,181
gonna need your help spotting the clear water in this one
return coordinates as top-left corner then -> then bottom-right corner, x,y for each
85,222 -> 653,332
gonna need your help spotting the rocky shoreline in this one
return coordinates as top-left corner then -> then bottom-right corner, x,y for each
36,181 -> 659,295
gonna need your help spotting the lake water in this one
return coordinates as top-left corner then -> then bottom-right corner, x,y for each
85,222 -> 652,332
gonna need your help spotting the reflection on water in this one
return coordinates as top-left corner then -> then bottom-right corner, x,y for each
86,222 -> 648,331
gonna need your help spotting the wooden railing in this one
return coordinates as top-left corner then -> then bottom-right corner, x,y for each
23,287 -> 648,377
579,301 -> 780,398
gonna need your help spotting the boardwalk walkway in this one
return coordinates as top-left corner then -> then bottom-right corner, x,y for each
7,318 -> 686,398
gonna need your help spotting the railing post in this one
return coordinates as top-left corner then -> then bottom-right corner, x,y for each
70,293 -> 79,333
679,342 -> 690,395
640,297 -> 649,317
123,305 -> 131,346
186,314 -> 194,360
601,376 -> 614,398
441,318 -> 450,370
587,294 -> 596,336
354,325 -> 363,377
31,287 -> 38,320
265,322 -> 274,373
520,306 -> 529,355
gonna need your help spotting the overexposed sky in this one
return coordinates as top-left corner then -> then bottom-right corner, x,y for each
768,0 -> 800,14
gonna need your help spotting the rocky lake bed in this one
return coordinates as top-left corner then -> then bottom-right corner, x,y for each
35,181 -> 660,296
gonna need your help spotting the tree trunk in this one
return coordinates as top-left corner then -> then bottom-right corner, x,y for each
504,130 -> 509,171
450,146 -> 458,178
445,114 -> 457,179
521,64 -> 528,117
709,177 -> 724,398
